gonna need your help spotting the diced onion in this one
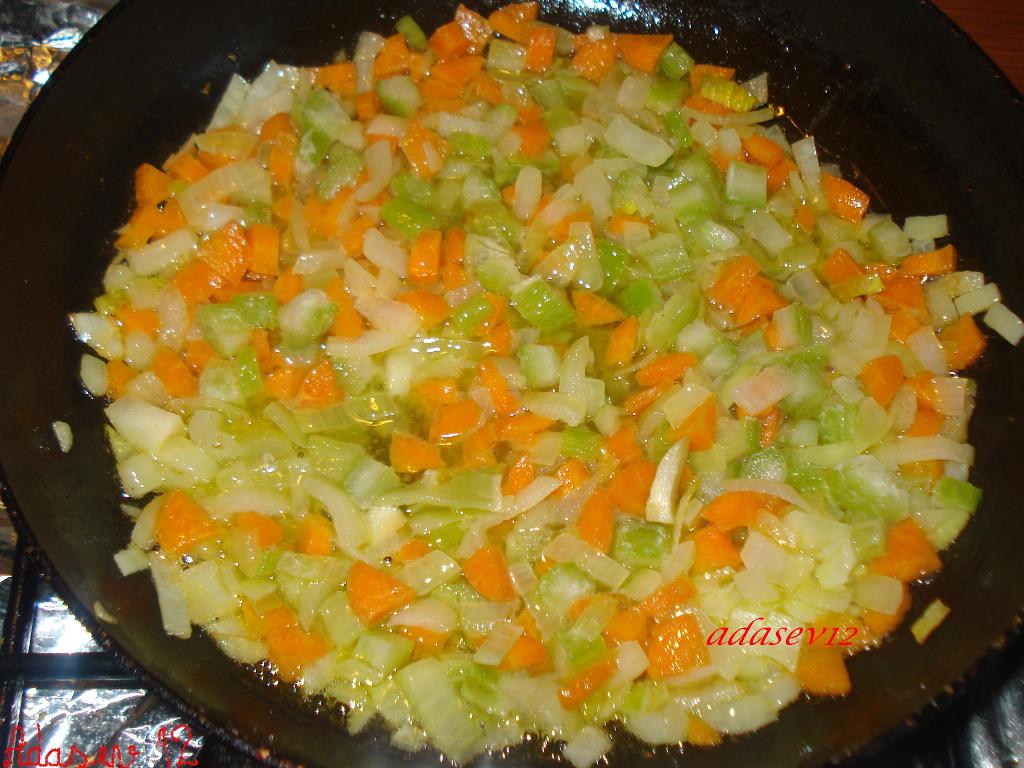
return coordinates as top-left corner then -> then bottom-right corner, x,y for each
562,726 -> 611,768
854,574 -> 903,615
388,598 -> 458,633
397,550 -> 462,595
984,302 -> 1024,345
911,598 -> 950,644
906,326 -> 948,375
646,439 -> 688,524
356,140 -> 395,202
512,166 -> 543,221
731,366 -> 794,415
886,435 -> 974,465
953,282 -> 1000,316
148,554 -> 191,639
473,621 -> 524,665
128,229 -> 196,276
363,228 -> 409,277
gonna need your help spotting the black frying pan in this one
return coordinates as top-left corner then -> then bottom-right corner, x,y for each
0,0 -> 1022,765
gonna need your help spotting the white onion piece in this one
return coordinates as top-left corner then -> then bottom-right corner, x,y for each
887,436 -> 974,465
662,383 -> 712,428
562,726 -> 611,768
326,330 -> 412,358
473,621 -> 524,665
503,476 -> 562,517
731,367 -> 794,415
304,477 -> 368,557
508,561 -> 538,596
932,377 -> 968,417
397,550 -> 462,595
363,228 -> 408,277
907,326 -> 949,375
293,248 -> 347,275
356,140 -> 394,202
355,295 -> 420,335
646,439 -> 688,523
388,598 -> 458,633
148,554 -> 191,638
722,479 -> 814,512
512,165 -> 543,221
854,574 -> 903,615
128,229 -> 196,276
984,302 -> 1024,345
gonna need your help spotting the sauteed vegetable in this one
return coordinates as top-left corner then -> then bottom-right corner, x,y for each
69,3 -> 1023,764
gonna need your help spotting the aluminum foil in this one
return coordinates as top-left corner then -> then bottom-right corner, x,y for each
1,2 -> 205,763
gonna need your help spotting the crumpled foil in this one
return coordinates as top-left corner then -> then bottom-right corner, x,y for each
1,2 -> 204,763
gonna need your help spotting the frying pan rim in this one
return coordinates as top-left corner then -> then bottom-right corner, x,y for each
0,0 -> 1022,765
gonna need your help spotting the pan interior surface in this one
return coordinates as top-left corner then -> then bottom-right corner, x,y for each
0,0 -> 1021,765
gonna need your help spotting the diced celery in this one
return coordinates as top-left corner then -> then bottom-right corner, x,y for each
634,234 -> 690,282
195,303 -> 251,356
554,69 -> 596,108
741,448 -> 788,482
505,527 -> 552,563
465,200 -> 523,247
519,344 -> 561,389
397,659 -> 481,764
869,218 -> 912,262
596,240 -> 629,294
376,76 -> 423,118
450,294 -> 494,336
725,161 -> 768,208
511,278 -> 576,331
671,182 -> 718,222
448,131 -> 492,161
279,290 -> 337,348
661,110 -> 693,147
318,144 -> 364,200
234,346 -> 263,399
646,79 -> 688,114
561,426 -> 602,460
487,39 -> 527,74
380,197 -> 440,240
529,79 -> 569,110
825,455 -> 908,521
396,15 -> 428,50
611,170 -> 651,216
344,456 -> 402,504
553,630 -> 609,676
832,273 -> 884,302
933,476 -> 982,512
700,76 -> 759,111
243,203 -> 272,225
645,284 -> 699,351
658,42 -> 695,80
356,630 -> 415,672
612,519 -> 671,568
307,435 -> 365,480
535,563 -> 595,618
389,172 -> 435,209
231,292 -> 279,329
617,280 -> 660,317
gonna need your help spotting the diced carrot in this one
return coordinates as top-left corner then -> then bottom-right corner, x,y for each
296,360 -> 343,409
488,2 -> 538,43
939,314 -> 986,370
741,135 -> 784,168
151,347 -> 198,398
900,460 -> 944,483
293,514 -> 332,556
315,62 -> 357,95
105,359 -> 136,399
701,490 -> 785,532
183,339 -> 217,374
374,34 -> 411,79
155,490 -> 219,556
259,604 -> 332,680
875,274 -> 926,313
796,644 -> 851,697
870,518 -> 941,583
354,91 -> 380,122
861,583 -> 911,642
606,460 -> 657,516
554,457 -> 590,498
793,204 -> 816,233
401,122 -> 448,178
246,223 -> 280,277
710,254 -> 760,308
767,156 -> 797,193
820,173 -> 870,224
690,64 -> 735,90
604,420 -> 643,464
462,422 -> 499,468
603,607 -> 648,646
398,625 -> 450,657
268,137 -> 296,187
134,163 -> 171,205
478,359 -> 519,416
249,329 -> 274,374
615,33 -> 672,73
513,120 -> 551,157
759,406 -> 783,448
429,400 -> 482,443
670,394 -> 717,451
430,20 -> 472,60
572,37 -> 617,83
451,4 -> 491,52
408,229 -> 442,286
900,244 -> 957,276
605,316 -> 639,368
607,214 -> 652,236
821,248 -> 864,284
683,93 -> 733,115
576,490 -> 614,553
623,383 -> 669,417
905,371 -> 938,413
116,200 -> 187,250
503,454 -> 537,495
889,307 -> 924,344
857,355 -> 904,409
907,408 -> 944,437
736,276 -> 788,325
525,25 -> 557,72
167,152 -> 208,183
638,577 -> 697,621
323,278 -> 365,339
232,511 -> 284,548
482,321 -> 513,356
463,544 -> 516,602
635,352 -> 697,387
558,656 -> 616,708
395,289 -> 452,328
498,411 -> 556,444
440,226 -> 468,289
115,306 -> 160,337
390,432 -> 446,473
346,561 -> 416,625
265,366 -> 303,402
258,113 -> 296,145
500,634 -> 549,672
691,525 -> 742,572
414,378 -> 461,408
646,613 -> 709,680
686,716 -> 723,747
199,221 -> 249,288
395,538 -> 432,564
571,289 -> 625,327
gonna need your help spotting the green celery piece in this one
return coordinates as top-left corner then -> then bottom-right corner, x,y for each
511,278 -> 576,331
933,476 -> 982,512
611,170 -> 650,216
645,284 -> 699,350
389,171 -> 436,208
597,239 -> 629,294
356,630 -> 414,672
448,131 -> 493,161
661,110 -> 693,147
818,402 -> 860,444
518,344 -> 560,389
231,292 -> 279,329
529,78 -> 569,110
458,663 -> 510,715
825,456 -> 908,521
195,303 -> 251,355
254,549 -> 282,578
542,106 -> 579,134
535,563 -> 595,618
646,79 -> 689,114
344,456 -> 402,504
467,236 -> 523,296
493,151 -> 560,188
617,280 -> 660,317
553,69 -> 596,108
635,234 -> 691,282
376,76 -> 423,118
307,435 -> 365,480
396,15 -> 428,50
561,426 -> 602,460
450,294 -> 494,336
380,197 -> 440,240
234,346 -> 263,399
318,144 -> 364,201
280,293 -> 337,348
725,161 -> 769,208
658,42 -> 695,80
427,521 -> 466,554
612,519 -> 671,568
741,447 -> 788,482
553,630 -> 609,676
243,203 -> 272,225
504,527 -> 551,563
787,463 -> 829,497
464,200 -> 523,247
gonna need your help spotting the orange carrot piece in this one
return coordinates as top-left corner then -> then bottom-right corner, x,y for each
260,605 -> 332,679
183,339 -> 217,374
821,248 -> 864,285
558,656 -> 617,708
577,490 -> 614,553
554,457 -> 590,498
167,152 -> 208,183
858,355 -> 904,408
390,432 -> 446,473
247,223 -> 280,277
710,254 -> 760,307
315,62 -> 357,95
408,229 -> 442,286
690,64 -> 735,90
354,91 -> 380,121
233,511 -> 284,548
429,400 -> 482,443
525,25 -> 557,72
500,634 -> 549,672
623,383 -> 669,417
463,545 -> 516,602
395,289 -> 452,328
415,378 -> 461,408
635,352 -> 698,387
615,33 -> 672,73
498,411 -> 556,444
759,406 -> 783,448
604,420 -> 643,464
134,163 -> 171,205
646,613 -> 709,680
906,370 -> 939,411
346,561 -> 416,625
793,204 -> 816,232
939,314 -> 986,370
115,306 -> 160,337
861,583 -> 911,642
155,490 -> 219,556
151,347 -> 198,398
638,577 -> 697,621
296,360 -> 343,409
503,454 -> 537,495
374,34 -> 411,79
907,408 -> 944,437
821,173 -> 870,224
605,316 -> 639,367
875,274 -> 927,313
796,644 -> 852,697
455,4 -> 493,53
741,134 -> 784,168
672,394 -> 717,451
687,717 -> 723,747
430,21 -> 472,60
105,359 -> 136,399
702,490 -> 785,532
395,538 -> 432,564
572,37 -> 617,83
870,518 -> 941,583
199,221 -> 249,288
461,422 -> 499,468
603,608 -> 648,646
889,307 -> 923,344
606,460 -> 657,516
323,278 -> 365,339
900,244 -> 957,277
571,289 -> 626,326
297,514 -> 334,556
513,120 -> 551,157
900,459 -> 945,483
691,525 -> 742,572
441,226 -> 468,289
478,359 -> 519,416
488,2 -> 538,44
767,156 -> 797,193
